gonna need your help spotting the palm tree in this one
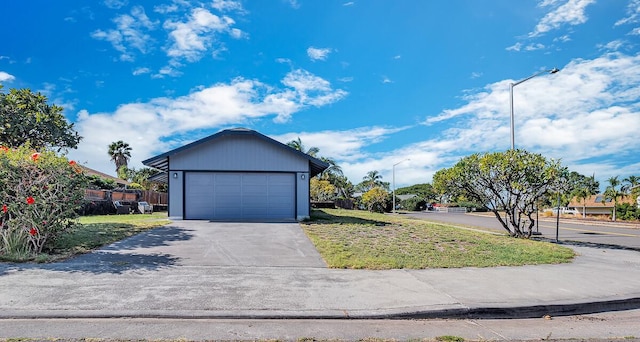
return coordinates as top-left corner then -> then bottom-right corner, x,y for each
287,137 -> 319,157
108,140 -> 132,174
604,176 -> 625,222
622,175 -> 639,196
362,170 -> 383,191
573,186 -> 591,218
319,156 -> 343,180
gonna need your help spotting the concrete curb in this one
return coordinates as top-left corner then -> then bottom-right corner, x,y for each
3,297 -> 640,320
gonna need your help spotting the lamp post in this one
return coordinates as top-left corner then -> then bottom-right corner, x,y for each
509,68 -> 560,150
392,159 -> 410,214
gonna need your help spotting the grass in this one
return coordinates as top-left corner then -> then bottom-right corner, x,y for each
1,212 -> 170,263
301,209 -> 575,269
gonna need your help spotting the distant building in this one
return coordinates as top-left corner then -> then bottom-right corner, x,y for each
79,165 -> 130,187
568,194 -> 636,216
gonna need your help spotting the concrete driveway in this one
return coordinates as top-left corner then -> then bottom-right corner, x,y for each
94,221 -> 327,268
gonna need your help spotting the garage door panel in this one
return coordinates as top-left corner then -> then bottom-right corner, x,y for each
185,172 -> 295,220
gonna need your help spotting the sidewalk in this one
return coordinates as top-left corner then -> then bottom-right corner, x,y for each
1,242 -> 639,319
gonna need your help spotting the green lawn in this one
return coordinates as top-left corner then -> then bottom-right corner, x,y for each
302,209 -> 575,269
13,212 -> 170,263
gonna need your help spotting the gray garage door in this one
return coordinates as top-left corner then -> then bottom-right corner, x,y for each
185,172 -> 295,220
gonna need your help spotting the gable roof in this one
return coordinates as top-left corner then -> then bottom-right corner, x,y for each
79,165 -> 131,186
142,128 -> 329,176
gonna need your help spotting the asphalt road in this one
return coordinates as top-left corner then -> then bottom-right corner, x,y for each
1,310 -> 640,341
405,211 -> 640,249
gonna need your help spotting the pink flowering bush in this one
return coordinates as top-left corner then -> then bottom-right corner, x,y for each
0,145 -> 87,259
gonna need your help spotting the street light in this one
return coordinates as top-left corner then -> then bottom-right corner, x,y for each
392,159 -> 410,214
509,67 -> 560,150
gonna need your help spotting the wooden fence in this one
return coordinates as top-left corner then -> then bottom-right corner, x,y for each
140,190 -> 168,205
83,189 -> 167,205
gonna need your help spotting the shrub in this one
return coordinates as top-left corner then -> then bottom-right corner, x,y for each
400,197 -> 427,211
0,146 -> 87,259
616,203 -> 640,221
361,187 -> 389,213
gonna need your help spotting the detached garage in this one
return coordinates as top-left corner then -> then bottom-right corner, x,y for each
142,128 -> 328,221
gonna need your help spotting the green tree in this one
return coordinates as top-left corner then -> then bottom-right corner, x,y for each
623,175 -> 639,197
0,87 -> 82,151
561,172 -> 599,207
131,167 -> 160,190
358,170 -> 390,192
108,140 -> 132,174
86,174 -> 117,190
0,145 -> 87,258
361,187 -> 389,213
286,137 -> 319,157
332,174 -> 355,199
396,183 -> 437,202
433,149 -> 561,238
604,176 -> 625,222
286,138 -> 349,199
310,178 -> 336,201
572,186 -> 592,218
318,156 -> 343,180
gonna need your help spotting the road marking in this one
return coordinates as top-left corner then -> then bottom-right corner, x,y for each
538,224 -> 639,237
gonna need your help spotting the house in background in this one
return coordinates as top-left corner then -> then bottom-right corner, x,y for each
79,165 -> 130,188
568,194 -> 636,216
142,128 -> 328,221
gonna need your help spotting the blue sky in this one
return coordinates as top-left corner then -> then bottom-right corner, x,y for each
1,0 -> 639,190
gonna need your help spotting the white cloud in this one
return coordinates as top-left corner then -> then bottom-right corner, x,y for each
525,43 -> 546,51
506,42 -> 522,51
104,0 -> 128,9
212,0 -> 244,12
598,40 -> 625,51
275,58 -> 292,64
307,47 -> 332,61
615,0 -> 640,26
69,69 -> 347,174
229,28 -> 245,39
470,72 -> 483,79
343,2 -> 355,6
132,67 -> 151,75
287,0 -> 300,9
630,27 -> 640,35
553,34 -> 571,42
381,76 -> 392,84
273,126 -> 425,185
393,55 -> 401,60
338,76 -> 354,82
91,6 -> 157,62
154,3 -> 179,14
164,8 -> 236,62
152,65 -> 183,79
529,0 -> 595,37
420,52 -> 640,184
0,71 -> 15,82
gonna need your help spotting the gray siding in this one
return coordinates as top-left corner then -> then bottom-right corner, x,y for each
171,135 -> 308,172
296,172 -> 310,220
168,170 -> 184,219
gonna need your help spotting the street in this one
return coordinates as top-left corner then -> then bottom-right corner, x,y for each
405,211 -> 640,249
1,310 -> 640,341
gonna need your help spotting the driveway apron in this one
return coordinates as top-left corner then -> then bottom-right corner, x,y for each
98,221 -> 327,268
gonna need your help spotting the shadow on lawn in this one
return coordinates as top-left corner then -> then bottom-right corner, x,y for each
306,209 -> 390,226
